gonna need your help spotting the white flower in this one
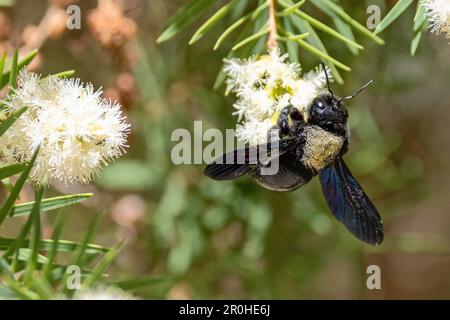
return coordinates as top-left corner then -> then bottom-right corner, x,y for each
422,0 -> 450,39
224,48 -> 329,145
235,117 -> 274,146
73,286 -> 139,300
0,70 -> 130,185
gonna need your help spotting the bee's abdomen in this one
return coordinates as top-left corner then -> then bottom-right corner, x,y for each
301,126 -> 344,171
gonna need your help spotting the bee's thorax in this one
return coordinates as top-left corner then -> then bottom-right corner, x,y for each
300,125 -> 344,171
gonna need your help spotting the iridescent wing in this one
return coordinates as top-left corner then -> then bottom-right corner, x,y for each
204,139 -> 291,181
250,151 -> 315,191
319,158 -> 384,245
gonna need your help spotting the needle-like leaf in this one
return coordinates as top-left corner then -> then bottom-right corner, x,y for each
7,49 -> 18,92
410,2 -> 427,56
214,2 -> 268,50
0,146 -> 39,224
0,52 -> 6,87
9,193 -> 93,217
82,241 -> 124,288
0,107 -> 28,137
232,25 -> 270,51
157,0 -> 216,43
189,1 -> 236,45
24,186 -> 45,285
280,0 -> 363,50
374,0 -> 415,35
0,49 -> 38,89
0,164 -> 26,180
44,208 -> 68,280
320,0 -> 385,45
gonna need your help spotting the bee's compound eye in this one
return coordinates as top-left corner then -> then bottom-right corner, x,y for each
316,101 -> 325,110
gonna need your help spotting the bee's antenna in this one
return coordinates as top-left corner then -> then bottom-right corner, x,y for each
321,62 -> 333,99
340,79 -> 374,101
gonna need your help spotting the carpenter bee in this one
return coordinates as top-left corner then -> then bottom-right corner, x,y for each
204,64 -> 383,245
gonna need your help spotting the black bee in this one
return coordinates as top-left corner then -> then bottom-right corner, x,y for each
204,65 -> 383,245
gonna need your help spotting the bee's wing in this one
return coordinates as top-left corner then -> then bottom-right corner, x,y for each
319,158 -> 384,245
204,139 -> 290,181
251,151 -> 315,191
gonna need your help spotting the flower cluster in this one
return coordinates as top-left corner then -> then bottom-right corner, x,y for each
422,0 -> 450,39
0,70 -> 130,185
224,48 -> 329,146
73,286 -> 139,300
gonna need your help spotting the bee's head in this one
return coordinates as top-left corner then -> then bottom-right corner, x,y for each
308,93 -> 348,135
306,63 -> 374,136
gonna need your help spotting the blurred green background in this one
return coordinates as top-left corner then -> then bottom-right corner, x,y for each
1,0 -> 450,299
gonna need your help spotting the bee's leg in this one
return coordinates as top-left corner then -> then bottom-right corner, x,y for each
288,107 -> 303,122
277,105 -> 292,136
340,125 -> 350,155
277,105 -> 304,137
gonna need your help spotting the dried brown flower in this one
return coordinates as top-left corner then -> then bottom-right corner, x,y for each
0,11 -> 11,41
47,7 -> 68,39
87,0 -> 137,48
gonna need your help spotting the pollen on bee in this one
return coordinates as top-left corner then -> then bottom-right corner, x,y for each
302,126 -> 344,171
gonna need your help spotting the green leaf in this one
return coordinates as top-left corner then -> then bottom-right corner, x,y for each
27,276 -> 53,299
374,0 -> 415,35
7,49 -> 18,92
0,164 -> 26,180
73,215 -> 101,267
1,178 -> 13,193
410,29 -> 423,56
320,0 -> 385,45
0,107 -> 28,137
283,17 -> 299,63
413,2 -> 427,32
157,0 -> 216,43
0,256 -> 14,279
280,0 -> 363,50
214,16 -> 247,50
310,0 -> 360,55
279,0 -> 306,16
288,16 -> 345,82
0,49 -> 39,89
48,266 -> 100,283
189,1 -> 235,45
44,208 -> 68,279
213,2 -> 268,51
82,241 -> 124,288
24,187 -> 44,284
213,66 -> 228,91
61,214 -> 102,293
45,70 -> 76,79
213,18 -> 255,90
0,238 -> 109,254
9,193 -> 93,217
410,2 -> 427,56
8,249 -> 49,273
112,276 -> 171,291
17,248 -> 48,265
246,4 -> 269,56
0,52 -> 6,87
230,0 -> 248,20
0,147 -> 39,224
232,24 -> 270,51
295,38 -> 350,71
4,213 -> 32,260
333,16 -> 360,55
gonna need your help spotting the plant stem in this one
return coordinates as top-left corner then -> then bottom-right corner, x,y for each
267,0 -> 278,50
